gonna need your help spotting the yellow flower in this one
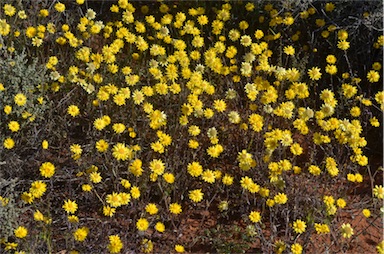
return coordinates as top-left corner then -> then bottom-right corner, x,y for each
39,9 -> 49,17
248,113 -> 264,132
197,15 -> 208,25
95,139 -> 109,152
341,83 -> 357,98
291,243 -> 303,254
207,144 -> 224,158
349,106 -> 360,117
240,35 -> 252,47
373,185 -> 384,199
155,222 -> 165,232
307,67 -> 322,80
239,20 -> 249,30
73,227 -> 88,242
377,241 -> 384,254
325,3 -> 335,12
213,99 -> 227,112
3,137 -> 15,149
315,223 -> 330,234
254,29 -> 264,39
169,203 -> 182,215
94,117 -> 106,130
4,241 -> 18,251
70,144 -> 82,156
187,161 -> 203,177
274,193 -> 288,204
81,184 -> 92,192
3,105 -> 11,115
308,165 -> 321,176
222,174 -> 234,185
132,90 -> 145,105
188,139 -> 199,149
106,192 -> 122,207
14,93 -> 27,106
30,181 -> 46,198
103,206 -> 116,217
34,210 -> 44,221
8,121 -> 19,132
136,218 -> 149,231
0,19 -> 11,36
120,179 -> 131,189
200,169 -> 215,183
292,219 -> 306,234
140,238 -> 153,253
108,235 -> 123,253
326,54 -> 337,64
314,17 -> 325,26
355,173 -> 363,183
119,192 -> 131,205
188,125 -> 201,136
54,2 -> 66,12
16,11 -> 26,20
367,70 -> 380,83
229,29 -> 241,41
130,186 -> 141,199
290,143 -> 303,156
175,244 -> 185,253
243,2 -> 254,11
249,211 -> 261,223
216,201 -> 228,212
370,117 -> 380,127
149,159 -> 165,175
347,174 -> 356,182
112,123 -> 126,134
40,162 -> 55,178
283,45 -> 295,55
325,64 -> 337,75
129,159 -> 143,177
337,40 -> 350,50
67,105 -> 80,117
145,203 -> 158,215
89,172 -> 102,183
372,62 -> 382,70
3,4 -> 16,16
14,226 -> 28,238
240,176 -> 254,190
266,198 -> 275,207
341,223 -> 354,238
40,140 -> 49,149
68,215 -> 78,224
189,189 -> 204,202
112,143 -> 133,161
338,29 -> 349,40
204,108 -> 214,119
362,209 -> 371,218
375,91 -> 384,107
226,111 -> 240,124
273,240 -> 286,254
325,157 -> 339,177
63,199 -> 78,214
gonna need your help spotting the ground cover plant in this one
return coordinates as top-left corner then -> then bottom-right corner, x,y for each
0,0 -> 383,253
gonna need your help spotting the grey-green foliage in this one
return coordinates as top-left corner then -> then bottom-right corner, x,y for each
0,47 -> 49,122
0,178 -> 23,241
0,48 -> 50,180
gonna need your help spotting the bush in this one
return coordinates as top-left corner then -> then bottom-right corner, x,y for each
0,0 -> 383,253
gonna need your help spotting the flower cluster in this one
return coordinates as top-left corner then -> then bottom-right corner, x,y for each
0,0 -> 382,253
